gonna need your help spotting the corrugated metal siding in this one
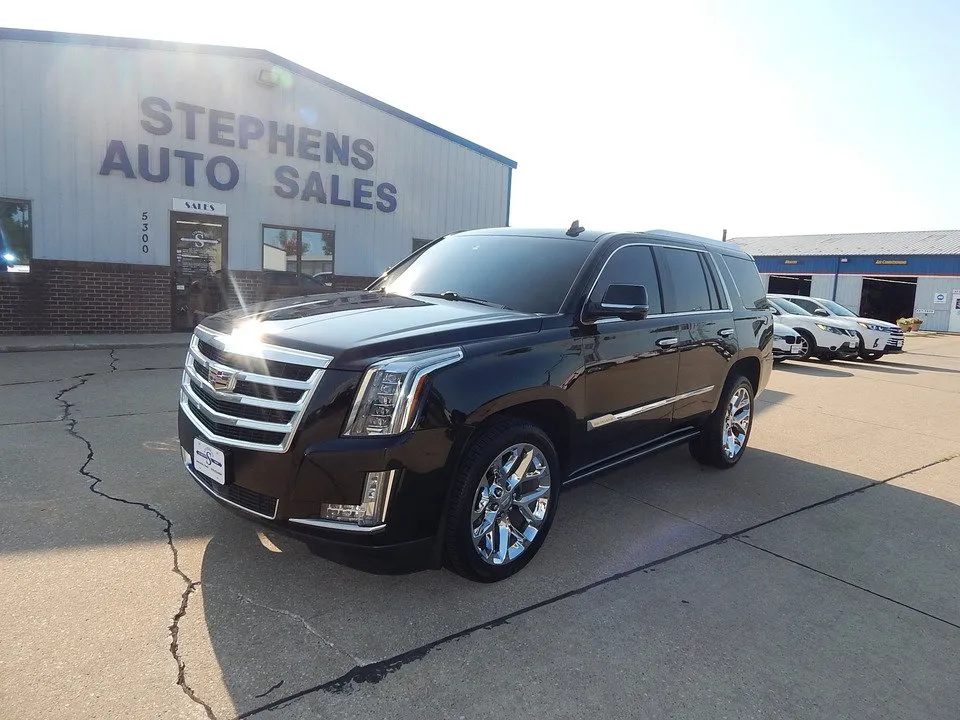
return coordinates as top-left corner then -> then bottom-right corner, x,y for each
732,230 -> 960,257
833,275 -> 863,313
810,275 -> 834,299
0,39 -> 511,275
913,277 -> 960,332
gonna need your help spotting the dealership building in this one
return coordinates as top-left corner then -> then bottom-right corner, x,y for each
0,28 -> 516,335
731,230 -> 960,333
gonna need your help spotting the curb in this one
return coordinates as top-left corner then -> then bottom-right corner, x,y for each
0,336 -> 192,353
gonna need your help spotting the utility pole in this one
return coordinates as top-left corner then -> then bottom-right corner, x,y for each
722,229 -> 727,243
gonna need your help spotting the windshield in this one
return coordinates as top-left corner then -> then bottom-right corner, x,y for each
370,234 -> 595,314
819,299 -> 858,317
770,296 -> 813,316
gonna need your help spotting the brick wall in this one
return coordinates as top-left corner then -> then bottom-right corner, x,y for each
1,260 -> 171,335
1,261 -> 379,335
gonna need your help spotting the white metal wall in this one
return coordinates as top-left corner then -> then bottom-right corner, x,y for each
914,276 -> 960,332
809,275 -> 834,299
0,38 -> 511,276
833,275 -> 864,312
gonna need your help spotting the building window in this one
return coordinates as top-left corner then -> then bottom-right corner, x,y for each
0,198 -> 32,273
412,238 -> 432,253
262,225 -> 335,277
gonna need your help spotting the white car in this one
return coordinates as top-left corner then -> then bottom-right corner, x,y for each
772,322 -> 804,363
766,296 -> 860,362
769,294 -> 903,361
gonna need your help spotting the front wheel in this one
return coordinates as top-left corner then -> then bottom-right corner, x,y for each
444,418 -> 561,582
689,375 -> 755,468
795,330 -> 816,361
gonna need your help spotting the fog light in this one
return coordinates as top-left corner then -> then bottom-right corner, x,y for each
321,504 -> 363,522
320,470 -> 397,527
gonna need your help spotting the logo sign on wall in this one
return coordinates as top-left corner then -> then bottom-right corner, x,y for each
173,198 -> 226,216
934,292 -> 947,304
98,97 -> 399,213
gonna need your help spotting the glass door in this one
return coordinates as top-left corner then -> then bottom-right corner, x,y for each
170,212 -> 228,332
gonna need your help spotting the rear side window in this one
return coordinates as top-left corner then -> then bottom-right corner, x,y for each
722,255 -> 769,310
590,245 -> 663,315
790,297 -> 820,313
658,247 -> 714,313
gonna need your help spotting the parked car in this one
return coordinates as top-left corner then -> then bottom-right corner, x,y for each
772,322 -> 804,363
767,296 -> 859,361
178,225 -> 774,582
769,294 -> 903,361
262,270 -> 329,290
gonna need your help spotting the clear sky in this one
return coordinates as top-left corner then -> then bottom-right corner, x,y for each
4,0 -> 960,240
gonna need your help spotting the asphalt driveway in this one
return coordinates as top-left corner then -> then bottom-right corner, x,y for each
1,335 -> 959,719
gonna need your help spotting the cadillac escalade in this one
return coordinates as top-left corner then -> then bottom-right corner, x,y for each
178,225 -> 774,582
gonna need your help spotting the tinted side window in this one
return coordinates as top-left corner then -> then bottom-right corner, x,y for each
659,247 -> 713,313
590,245 -> 663,315
722,255 -> 769,310
699,253 -> 726,310
790,297 -> 820,313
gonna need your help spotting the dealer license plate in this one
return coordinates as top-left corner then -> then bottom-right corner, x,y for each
790,344 -> 802,354
895,340 -> 903,347
193,437 -> 226,485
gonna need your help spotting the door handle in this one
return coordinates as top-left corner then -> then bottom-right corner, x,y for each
656,337 -> 679,348
718,328 -> 735,337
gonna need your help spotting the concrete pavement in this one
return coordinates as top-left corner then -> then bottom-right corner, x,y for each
1,334 -> 958,719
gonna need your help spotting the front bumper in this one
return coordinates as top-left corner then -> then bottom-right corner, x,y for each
772,336 -> 803,357
178,406 -> 462,567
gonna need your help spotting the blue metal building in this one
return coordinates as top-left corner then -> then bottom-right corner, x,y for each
729,230 -> 960,332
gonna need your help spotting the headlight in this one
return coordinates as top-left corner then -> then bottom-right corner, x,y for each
342,347 -> 464,436
857,322 -> 885,331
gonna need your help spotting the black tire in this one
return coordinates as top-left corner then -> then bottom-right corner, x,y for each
689,374 -> 755,469
795,330 -> 816,361
444,418 -> 561,582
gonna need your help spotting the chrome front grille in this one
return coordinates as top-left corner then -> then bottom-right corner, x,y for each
886,326 -> 905,349
180,326 -> 333,453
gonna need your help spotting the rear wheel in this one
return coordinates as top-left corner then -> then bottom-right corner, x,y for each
689,375 -> 755,468
444,418 -> 561,582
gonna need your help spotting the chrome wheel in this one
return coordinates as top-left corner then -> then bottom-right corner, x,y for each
722,387 -> 752,459
797,335 -> 811,359
471,443 -> 551,566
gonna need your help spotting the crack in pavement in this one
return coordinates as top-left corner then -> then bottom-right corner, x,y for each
235,452 -> 960,718
0,366 -> 182,389
1,409 -> 177,428
109,349 -> 119,373
737,538 -> 960,631
237,593 -> 365,667
55,368 -> 217,720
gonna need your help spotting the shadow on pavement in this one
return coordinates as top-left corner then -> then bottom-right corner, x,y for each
874,359 -> 960,375
773,362 -> 854,378
193,447 -> 960,718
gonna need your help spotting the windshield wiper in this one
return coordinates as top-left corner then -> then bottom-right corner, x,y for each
414,291 -> 511,310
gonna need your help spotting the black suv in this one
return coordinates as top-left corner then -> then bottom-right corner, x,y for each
178,226 -> 773,581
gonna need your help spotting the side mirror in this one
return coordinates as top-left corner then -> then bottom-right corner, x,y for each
588,283 -> 649,321
813,308 -> 829,317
